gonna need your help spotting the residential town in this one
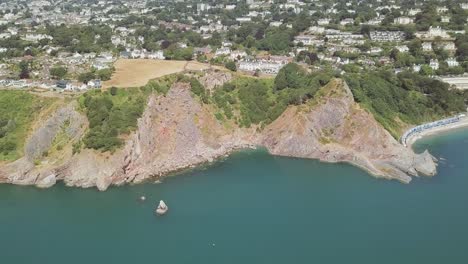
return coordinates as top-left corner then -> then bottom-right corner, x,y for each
1,0 -> 468,91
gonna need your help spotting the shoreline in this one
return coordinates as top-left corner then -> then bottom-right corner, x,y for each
405,117 -> 468,148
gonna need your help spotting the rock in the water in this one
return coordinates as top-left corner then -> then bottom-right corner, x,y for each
36,174 -> 56,188
413,150 -> 437,176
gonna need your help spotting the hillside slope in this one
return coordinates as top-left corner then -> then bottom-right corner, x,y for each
262,79 -> 436,183
0,78 -> 437,190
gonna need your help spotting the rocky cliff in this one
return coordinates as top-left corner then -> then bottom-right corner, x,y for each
0,78 -> 437,190
261,79 -> 436,183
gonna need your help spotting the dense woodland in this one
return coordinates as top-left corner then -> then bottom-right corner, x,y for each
79,87 -> 149,151
345,70 -> 467,136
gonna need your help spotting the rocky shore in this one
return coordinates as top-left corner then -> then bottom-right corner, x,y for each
0,78 -> 438,190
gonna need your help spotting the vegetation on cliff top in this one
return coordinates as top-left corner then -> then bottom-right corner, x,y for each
75,63 -> 468,153
0,91 -> 55,161
80,88 -> 148,151
79,74 -> 179,152
345,70 -> 467,137
205,64 -> 334,127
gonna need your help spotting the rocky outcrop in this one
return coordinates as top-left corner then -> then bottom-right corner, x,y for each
198,70 -> 232,91
50,83 -> 256,190
0,102 -> 87,186
261,79 -> 437,183
0,78 -> 438,190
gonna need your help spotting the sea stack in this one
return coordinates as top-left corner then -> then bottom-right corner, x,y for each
156,200 -> 168,215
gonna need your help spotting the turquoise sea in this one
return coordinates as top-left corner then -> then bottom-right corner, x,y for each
1,128 -> 468,264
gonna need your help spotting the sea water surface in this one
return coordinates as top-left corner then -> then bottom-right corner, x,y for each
1,129 -> 468,263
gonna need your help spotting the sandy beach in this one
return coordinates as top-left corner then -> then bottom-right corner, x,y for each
405,116 -> 468,148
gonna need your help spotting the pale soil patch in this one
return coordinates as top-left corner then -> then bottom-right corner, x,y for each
103,59 -> 212,88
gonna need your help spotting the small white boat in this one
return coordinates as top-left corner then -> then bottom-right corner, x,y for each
155,200 -> 168,215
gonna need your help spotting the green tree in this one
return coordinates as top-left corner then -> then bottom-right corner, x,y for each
225,61 -> 237,72
18,61 -> 30,79
419,65 -> 434,76
50,66 -> 68,80
78,72 -> 96,84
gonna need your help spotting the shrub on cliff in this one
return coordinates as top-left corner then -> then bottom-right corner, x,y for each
81,88 -> 149,152
345,70 -> 466,137
225,61 -> 237,72
0,91 -> 55,160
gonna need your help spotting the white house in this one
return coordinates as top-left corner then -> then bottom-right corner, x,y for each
230,50 -> 247,61
294,35 -> 316,46
422,42 -> 432,52
236,17 -> 252,23
413,64 -> 422,72
429,59 -> 439,70
215,47 -> 231,57
309,26 -> 325,34
147,51 -> 165,60
446,58 -> 459,67
22,33 -> 53,42
317,18 -> 330,25
395,45 -> 409,52
408,8 -> 421,16
394,17 -> 413,25
270,21 -> 283,27
340,18 -> 354,26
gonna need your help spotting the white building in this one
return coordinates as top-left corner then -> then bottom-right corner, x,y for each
437,6 -> 449,13
294,35 -> 316,46
22,34 -> 53,42
413,64 -> 422,72
230,50 -> 247,61
215,47 -> 231,57
238,60 -> 286,74
394,17 -> 413,25
422,42 -> 432,52
446,58 -> 459,67
225,4 -> 236,10
317,18 -> 330,25
370,31 -> 405,42
395,45 -> 409,52
236,17 -> 252,23
443,42 -> 456,52
270,21 -> 283,27
408,8 -> 421,16
147,51 -> 165,60
340,18 -> 354,26
430,59 -> 439,70
309,26 -> 325,34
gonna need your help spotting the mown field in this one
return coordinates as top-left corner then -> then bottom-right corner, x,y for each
103,59 -> 211,88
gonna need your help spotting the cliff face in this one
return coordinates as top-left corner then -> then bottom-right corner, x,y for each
29,83 -> 256,190
261,79 -> 436,183
0,103 -> 87,188
0,78 -> 437,190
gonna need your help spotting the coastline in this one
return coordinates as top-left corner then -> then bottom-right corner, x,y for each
405,117 -> 468,148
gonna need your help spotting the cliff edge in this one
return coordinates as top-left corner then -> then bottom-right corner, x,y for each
262,79 -> 436,182
0,78 -> 437,190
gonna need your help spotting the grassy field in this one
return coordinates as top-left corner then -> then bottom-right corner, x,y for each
103,59 -> 211,88
0,90 -> 56,161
